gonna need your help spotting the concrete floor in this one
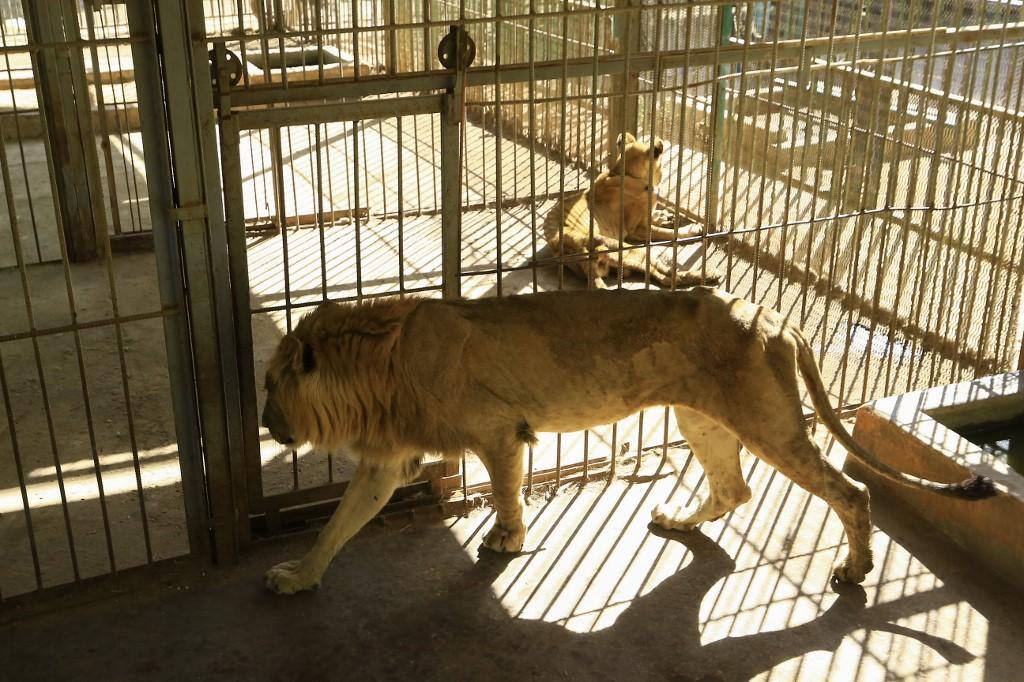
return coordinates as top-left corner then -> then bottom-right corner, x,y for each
2,443 -> 1023,681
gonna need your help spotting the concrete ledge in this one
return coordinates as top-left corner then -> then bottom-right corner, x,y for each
848,371 -> 1024,594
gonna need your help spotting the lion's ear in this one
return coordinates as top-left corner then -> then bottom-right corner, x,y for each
280,334 -> 315,374
652,138 -> 664,157
616,132 -> 636,149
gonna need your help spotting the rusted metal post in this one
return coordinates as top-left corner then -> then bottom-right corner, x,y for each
608,0 -> 640,156
24,0 -> 109,262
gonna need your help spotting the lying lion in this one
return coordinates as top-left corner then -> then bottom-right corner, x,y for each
260,288 -> 995,595
542,133 -> 721,289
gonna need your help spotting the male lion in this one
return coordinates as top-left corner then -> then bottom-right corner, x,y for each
542,133 -> 722,289
261,288 -> 995,595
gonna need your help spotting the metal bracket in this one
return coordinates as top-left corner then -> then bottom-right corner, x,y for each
170,202 -> 208,223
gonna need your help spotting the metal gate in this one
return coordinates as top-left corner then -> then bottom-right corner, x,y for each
212,50 -> 466,533
204,0 -> 1024,538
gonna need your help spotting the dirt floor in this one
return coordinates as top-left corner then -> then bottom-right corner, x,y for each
3,443 -> 1024,681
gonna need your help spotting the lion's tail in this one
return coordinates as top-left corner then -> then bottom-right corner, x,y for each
791,329 -> 996,500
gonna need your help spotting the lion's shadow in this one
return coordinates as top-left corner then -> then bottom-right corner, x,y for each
428,526 -> 972,680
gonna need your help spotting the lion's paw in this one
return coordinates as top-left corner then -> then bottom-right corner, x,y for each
264,559 -> 320,595
700,268 -> 723,287
651,502 -> 701,531
651,209 -> 677,228
482,522 -> 526,553
831,556 -> 873,585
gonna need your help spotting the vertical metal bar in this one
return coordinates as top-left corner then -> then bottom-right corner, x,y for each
3,60 -> 118,576
0,18 -> 43,264
609,0 -> 640,155
671,4 -> 696,281
352,119 -> 364,299
98,6 -> 145,235
705,4 -> 733,234
315,124 -> 328,302
880,1 -> 950,393
963,9 -> 1017,377
494,0 -> 504,297
386,0 -> 398,74
275,126 -> 298,489
441,102 -> 462,300
220,111 -> 266,514
352,0 -> 361,79
898,1 -> 966,393
125,0 -> 211,558
989,49 -> 1024,373
556,0 -> 569,290
528,0 -> 538,293
82,4 -> 155,561
724,2 -> 753,292
23,0 -> 108,262
817,0 -> 874,406
0,348 -> 43,590
753,0 -> 784,306
154,0 -> 241,563
949,4 -> 997,381
397,115 -> 407,292
797,0 -> 840,329
777,6 -> 810,308
644,2 -> 665,293
927,0 -> 973,387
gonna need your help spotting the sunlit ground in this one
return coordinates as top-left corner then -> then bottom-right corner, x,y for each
442,432 -> 1015,680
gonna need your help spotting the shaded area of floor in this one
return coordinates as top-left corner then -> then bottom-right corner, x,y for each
3,442 -> 1023,681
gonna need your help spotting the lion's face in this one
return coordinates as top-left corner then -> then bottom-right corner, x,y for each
611,132 -> 664,186
261,333 -> 316,447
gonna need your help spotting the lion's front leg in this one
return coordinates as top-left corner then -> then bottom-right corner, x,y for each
478,442 -> 526,553
265,458 -> 411,594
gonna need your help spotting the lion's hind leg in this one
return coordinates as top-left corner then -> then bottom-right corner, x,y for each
652,407 -> 752,531
764,435 -> 873,584
724,373 -> 874,584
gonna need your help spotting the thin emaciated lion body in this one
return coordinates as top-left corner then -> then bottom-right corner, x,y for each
259,289 -> 995,596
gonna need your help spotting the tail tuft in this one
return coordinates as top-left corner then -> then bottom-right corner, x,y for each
951,474 -> 998,500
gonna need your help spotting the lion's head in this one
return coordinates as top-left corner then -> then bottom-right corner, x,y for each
261,329 -> 315,447
260,299 -> 416,450
609,132 -> 664,186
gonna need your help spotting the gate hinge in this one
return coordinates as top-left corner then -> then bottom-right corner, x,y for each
209,47 -> 243,90
437,26 -> 476,70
